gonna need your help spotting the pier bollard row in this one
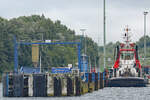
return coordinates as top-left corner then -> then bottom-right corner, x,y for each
2,72 -> 105,97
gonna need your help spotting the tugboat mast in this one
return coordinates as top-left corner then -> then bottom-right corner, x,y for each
124,26 -> 131,48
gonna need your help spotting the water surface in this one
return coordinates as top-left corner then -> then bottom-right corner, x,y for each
0,84 -> 150,100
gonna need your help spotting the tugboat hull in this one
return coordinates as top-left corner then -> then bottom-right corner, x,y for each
108,77 -> 146,87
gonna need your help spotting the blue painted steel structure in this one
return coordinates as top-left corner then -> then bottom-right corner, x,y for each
77,44 -> 81,71
14,36 -> 18,73
98,72 -> 100,80
92,72 -> 95,82
13,37 -> 81,73
81,73 -> 89,83
6,73 -> 9,96
103,71 -> 105,80
51,67 -> 72,74
20,66 -> 40,74
80,54 -> 88,73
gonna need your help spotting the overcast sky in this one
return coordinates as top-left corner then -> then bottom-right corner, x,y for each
0,0 -> 150,45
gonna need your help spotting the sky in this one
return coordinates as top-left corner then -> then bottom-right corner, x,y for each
0,0 -> 150,45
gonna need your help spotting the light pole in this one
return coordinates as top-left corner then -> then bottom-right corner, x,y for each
40,33 -> 44,73
80,29 -> 86,54
144,11 -> 148,66
97,36 -> 101,72
103,0 -> 106,70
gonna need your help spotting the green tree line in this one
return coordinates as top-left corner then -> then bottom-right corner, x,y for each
0,15 -> 149,76
0,15 -> 99,74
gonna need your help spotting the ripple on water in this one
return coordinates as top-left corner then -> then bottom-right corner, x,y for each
1,84 -> 150,100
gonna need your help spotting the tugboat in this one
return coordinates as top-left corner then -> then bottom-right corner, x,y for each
108,27 -> 146,87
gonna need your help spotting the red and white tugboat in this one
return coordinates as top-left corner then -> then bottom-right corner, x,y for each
108,27 -> 146,87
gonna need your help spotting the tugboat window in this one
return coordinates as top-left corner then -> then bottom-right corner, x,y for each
121,52 -> 134,60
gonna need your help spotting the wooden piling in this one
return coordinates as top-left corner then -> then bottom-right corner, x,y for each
47,74 -> 54,96
75,76 -> 81,96
3,73 -> 30,97
23,74 -> 29,97
54,77 -> 62,96
67,76 -> 74,96
2,72 -> 105,97
33,74 -> 47,97
61,76 -> 67,96
13,74 -> 24,97
73,77 -> 76,95
100,73 -> 104,89
98,72 -> 100,89
95,73 -> 98,91
88,73 -> 94,93
28,74 -> 33,97
2,73 -> 10,97
81,82 -> 88,94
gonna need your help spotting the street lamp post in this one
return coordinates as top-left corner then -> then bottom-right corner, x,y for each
103,0 -> 106,70
144,11 -> 148,66
80,29 -> 86,73
80,29 -> 86,54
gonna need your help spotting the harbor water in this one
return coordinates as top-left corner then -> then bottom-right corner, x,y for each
0,83 -> 150,100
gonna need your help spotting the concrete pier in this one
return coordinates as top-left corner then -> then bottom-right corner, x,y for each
3,72 -> 105,97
